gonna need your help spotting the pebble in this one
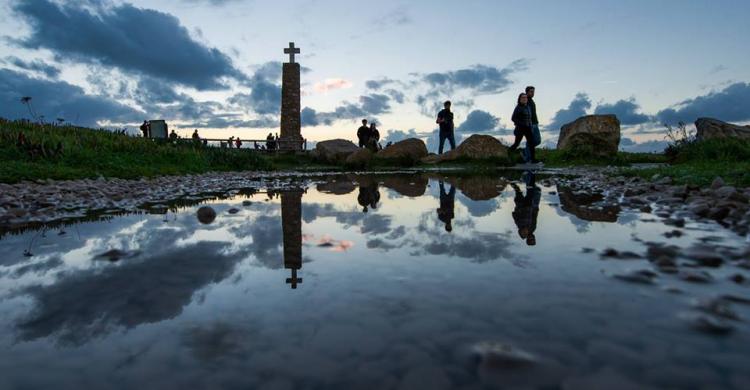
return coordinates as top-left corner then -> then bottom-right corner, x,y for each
227,208 -> 240,214
94,249 -> 139,262
612,269 -> 658,285
196,206 -> 217,224
682,313 -> 734,335
683,245 -> 724,267
710,177 -> 725,190
679,270 -> 713,283
729,274 -> 746,284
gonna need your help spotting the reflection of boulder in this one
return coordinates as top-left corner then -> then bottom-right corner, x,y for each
436,134 -> 509,162
314,139 -> 359,164
196,206 -> 217,224
316,178 -> 356,195
557,115 -> 620,157
382,174 -> 428,197
455,176 -> 507,201
695,118 -> 750,141
375,138 -> 428,164
557,186 -> 620,222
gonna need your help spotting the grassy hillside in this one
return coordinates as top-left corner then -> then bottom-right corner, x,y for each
0,119 -> 274,183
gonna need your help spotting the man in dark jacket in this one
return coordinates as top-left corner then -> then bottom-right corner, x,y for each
524,86 -> 542,164
357,119 -> 370,148
436,101 -> 455,154
437,181 -> 455,232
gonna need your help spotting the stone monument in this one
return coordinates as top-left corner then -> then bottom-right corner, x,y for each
280,42 -> 303,151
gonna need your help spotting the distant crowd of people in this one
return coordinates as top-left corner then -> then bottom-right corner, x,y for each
356,86 -> 542,164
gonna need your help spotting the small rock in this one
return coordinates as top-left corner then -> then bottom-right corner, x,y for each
664,230 -> 684,238
715,186 -> 738,199
227,208 -> 240,214
612,269 -> 657,285
242,200 -> 252,206
693,299 -> 741,321
679,270 -> 713,283
729,274 -> 746,284
197,206 -> 217,224
470,341 -> 537,369
710,177 -> 725,190
95,249 -> 139,262
682,313 -> 734,335
684,245 -> 724,267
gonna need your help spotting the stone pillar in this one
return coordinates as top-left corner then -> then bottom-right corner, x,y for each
281,190 -> 303,288
280,63 -> 302,151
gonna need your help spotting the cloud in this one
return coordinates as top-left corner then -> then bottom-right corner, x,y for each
3,56 -> 60,78
365,78 -> 398,90
546,92 -> 592,131
0,68 -> 141,126
227,62 -> 282,116
181,0 -> 243,5
313,78 -> 352,93
457,110 -> 499,132
655,82 -> 750,125
421,59 -> 530,95
301,94 -> 392,127
594,98 -> 651,126
13,0 -> 245,89
382,128 -> 423,145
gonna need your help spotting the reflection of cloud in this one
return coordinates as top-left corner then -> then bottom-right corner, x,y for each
182,322 -> 252,363
17,241 -> 244,345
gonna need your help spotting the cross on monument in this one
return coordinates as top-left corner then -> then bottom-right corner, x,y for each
286,268 -> 303,289
284,42 -> 300,64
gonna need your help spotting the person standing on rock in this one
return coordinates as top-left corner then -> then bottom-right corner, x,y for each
357,119 -> 370,148
140,120 -> 150,138
436,101 -> 456,154
437,181 -> 455,232
367,122 -> 381,152
509,93 -> 536,163
524,86 -> 542,164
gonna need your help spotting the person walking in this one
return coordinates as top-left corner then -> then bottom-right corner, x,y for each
509,93 -> 536,163
436,101 -> 456,154
357,119 -> 370,148
524,86 -> 542,164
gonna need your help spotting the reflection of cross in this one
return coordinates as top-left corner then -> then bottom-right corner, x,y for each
284,42 -> 300,63
286,268 -> 303,289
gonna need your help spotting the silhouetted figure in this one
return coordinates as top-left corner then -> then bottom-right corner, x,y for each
266,132 -> 276,150
140,120 -> 150,138
169,129 -> 178,141
357,119 -> 370,148
235,137 -> 242,149
192,129 -> 200,140
511,171 -> 541,246
357,181 -> 381,213
523,86 -> 542,164
437,181 -> 455,232
436,101 -> 455,154
509,93 -> 535,163
367,122 -> 381,152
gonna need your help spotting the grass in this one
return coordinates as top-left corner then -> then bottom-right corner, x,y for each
1,119 -> 277,183
616,138 -> 750,186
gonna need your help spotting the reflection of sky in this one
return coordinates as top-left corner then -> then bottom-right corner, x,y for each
1,174 -> 749,389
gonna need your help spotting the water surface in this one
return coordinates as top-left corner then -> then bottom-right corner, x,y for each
1,172 -> 749,389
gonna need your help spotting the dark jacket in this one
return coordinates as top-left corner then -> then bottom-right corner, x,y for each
357,125 -> 370,141
437,109 -> 454,134
512,104 -> 533,130
528,97 -> 539,125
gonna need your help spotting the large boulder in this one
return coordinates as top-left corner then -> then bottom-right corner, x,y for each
314,139 -> 360,164
438,134 -> 508,162
375,138 -> 428,164
344,148 -> 373,168
557,115 -> 621,157
695,118 -> 750,141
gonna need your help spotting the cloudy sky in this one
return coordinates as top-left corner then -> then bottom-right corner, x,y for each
1,0 -> 749,151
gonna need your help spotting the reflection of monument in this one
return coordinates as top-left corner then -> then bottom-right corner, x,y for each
280,42 -> 303,151
281,190 -> 304,288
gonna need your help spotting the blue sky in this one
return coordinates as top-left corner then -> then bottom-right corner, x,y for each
1,0 -> 749,151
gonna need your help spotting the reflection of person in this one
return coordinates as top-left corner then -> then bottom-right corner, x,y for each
437,181 -> 455,232
357,119 -> 370,148
511,171 -> 541,246
357,181 -> 381,213
436,101 -> 455,154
